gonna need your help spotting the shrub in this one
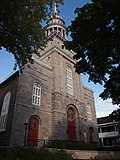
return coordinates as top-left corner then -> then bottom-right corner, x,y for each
0,148 -> 73,160
46,140 -> 97,150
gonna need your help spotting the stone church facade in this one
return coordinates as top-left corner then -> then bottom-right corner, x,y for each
0,4 -> 99,147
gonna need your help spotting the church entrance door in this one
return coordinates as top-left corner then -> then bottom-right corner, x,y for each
67,107 -> 76,141
27,116 -> 39,147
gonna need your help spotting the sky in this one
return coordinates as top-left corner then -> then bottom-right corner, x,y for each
0,0 -> 119,118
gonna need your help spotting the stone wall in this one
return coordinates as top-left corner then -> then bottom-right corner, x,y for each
0,36 -> 99,147
66,149 -> 120,160
10,63 -> 53,147
0,72 -> 19,146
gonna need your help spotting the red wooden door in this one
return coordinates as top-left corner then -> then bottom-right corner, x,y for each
89,127 -> 93,143
27,116 -> 39,147
67,108 -> 76,141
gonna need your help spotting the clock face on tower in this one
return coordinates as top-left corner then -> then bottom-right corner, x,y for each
67,108 -> 75,121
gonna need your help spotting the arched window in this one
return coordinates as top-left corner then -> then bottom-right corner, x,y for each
89,126 -> 94,143
0,92 -> 11,131
66,66 -> 73,95
32,83 -> 41,106
87,103 -> 92,120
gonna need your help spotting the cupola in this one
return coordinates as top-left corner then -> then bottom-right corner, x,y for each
46,3 -> 67,41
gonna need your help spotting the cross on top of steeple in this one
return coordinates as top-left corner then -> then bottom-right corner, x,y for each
53,2 -> 60,17
54,2 -> 58,12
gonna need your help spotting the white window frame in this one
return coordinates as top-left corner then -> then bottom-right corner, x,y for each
87,103 -> 92,120
32,83 -> 41,106
0,92 -> 11,131
66,66 -> 73,95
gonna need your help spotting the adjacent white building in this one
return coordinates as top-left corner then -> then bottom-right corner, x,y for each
97,116 -> 120,146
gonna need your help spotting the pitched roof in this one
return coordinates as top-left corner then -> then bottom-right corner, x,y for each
97,116 -> 112,124
0,71 -> 19,87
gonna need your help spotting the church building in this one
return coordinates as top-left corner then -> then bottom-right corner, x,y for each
0,4 -> 99,147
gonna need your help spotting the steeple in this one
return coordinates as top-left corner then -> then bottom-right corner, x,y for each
53,2 -> 60,17
46,2 -> 67,40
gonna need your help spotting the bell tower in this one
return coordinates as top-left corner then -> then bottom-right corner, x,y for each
46,3 -> 67,41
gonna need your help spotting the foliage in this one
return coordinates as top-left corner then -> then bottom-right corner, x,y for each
110,108 -> 120,121
0,146 -> 120,160
0,0 -> 63,68
66,0 -> 120,105
46,140 -> 98,150
0,148 -> 73,160
46,140 -> 120,151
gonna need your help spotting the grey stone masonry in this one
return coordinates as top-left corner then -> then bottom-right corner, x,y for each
0,6 -> 99,146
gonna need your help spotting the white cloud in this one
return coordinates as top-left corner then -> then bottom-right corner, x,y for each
95,98 -> 118,118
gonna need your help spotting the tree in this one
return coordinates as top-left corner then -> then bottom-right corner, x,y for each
66,0 -> 120,105
0,0 -> 63,68
110,108 -> 120,122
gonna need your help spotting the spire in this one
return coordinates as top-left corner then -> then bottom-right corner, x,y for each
54,2 -> 57,12
53,2 -> 59,17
